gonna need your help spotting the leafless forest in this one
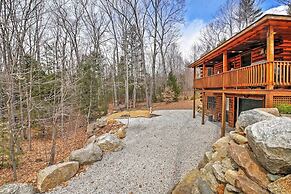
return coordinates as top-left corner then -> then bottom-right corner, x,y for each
0,0 -> 186,182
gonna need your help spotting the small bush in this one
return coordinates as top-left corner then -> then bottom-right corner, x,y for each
162,87 -> 175,103
276,104 -> 291,114
166,71 -> 181,102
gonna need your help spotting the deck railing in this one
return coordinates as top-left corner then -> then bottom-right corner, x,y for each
274,61 -> 291,86
194,61 -> 291,89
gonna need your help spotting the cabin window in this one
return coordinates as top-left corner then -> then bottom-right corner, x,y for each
207,67 -> 214,76
207,96 -> 216,110
241,52 -> 251,67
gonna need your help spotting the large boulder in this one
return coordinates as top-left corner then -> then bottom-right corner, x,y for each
228,141 -> 269,188
255,108 -> 280,117
0,183 -> 35,194
246,117 -> 291,174
37,161 -> 79,192
96,133 -> 124,152
268,174 -> 291,194
69,143 -> 102,165
236,109 -> 276,131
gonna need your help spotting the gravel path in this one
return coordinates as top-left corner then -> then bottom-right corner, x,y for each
48,110 -> 219,194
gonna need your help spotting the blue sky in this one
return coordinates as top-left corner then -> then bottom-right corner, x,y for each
185,0 -> 281,23
180,0 -> 285,60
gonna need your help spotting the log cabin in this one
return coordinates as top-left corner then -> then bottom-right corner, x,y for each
189,14 -> 291,137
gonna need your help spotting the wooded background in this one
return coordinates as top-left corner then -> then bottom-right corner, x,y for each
0,0 -> 290,182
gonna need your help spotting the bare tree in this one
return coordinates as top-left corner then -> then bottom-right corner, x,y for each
276,0 -> 291,15
218,0 -> 237,38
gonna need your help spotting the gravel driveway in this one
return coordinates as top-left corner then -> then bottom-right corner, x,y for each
48,110 -> 219,194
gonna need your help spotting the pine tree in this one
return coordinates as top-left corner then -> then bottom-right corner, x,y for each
236,0 -> 263,30
166,71 -> 181,102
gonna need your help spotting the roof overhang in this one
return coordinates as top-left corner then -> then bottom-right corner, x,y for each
188,14 -> 291,68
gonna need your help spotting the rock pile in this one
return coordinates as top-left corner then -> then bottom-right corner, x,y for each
172,108 -> 291,194
86,117 -> 107,137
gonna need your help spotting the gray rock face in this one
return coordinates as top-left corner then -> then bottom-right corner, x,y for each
0,183 -> 35,194
69,143 -> 103,165
236,109 -> 276,131
96,133 -> 124,152
246,117 -> 291,174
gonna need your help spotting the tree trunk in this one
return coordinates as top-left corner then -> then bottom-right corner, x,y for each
7,79 -> 17,180
27,64 -> 33,151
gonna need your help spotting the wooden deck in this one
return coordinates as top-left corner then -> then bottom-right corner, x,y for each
194,61 -> 291,89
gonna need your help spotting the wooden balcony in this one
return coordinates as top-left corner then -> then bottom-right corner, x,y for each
194,61 -> 291,89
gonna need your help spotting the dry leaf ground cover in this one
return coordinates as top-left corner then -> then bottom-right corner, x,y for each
0,117 -> 123,187
0,125 -> 87,187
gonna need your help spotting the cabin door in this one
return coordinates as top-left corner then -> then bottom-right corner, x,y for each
241,52 -> 251,67
226,97 -> 230,122
237,98 -> 264,116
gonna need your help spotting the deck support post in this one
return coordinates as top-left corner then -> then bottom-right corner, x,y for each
193,67 -> 196,118
221,93 -> 226,137
267,25 -> 275,90
265,93 -> 274,108
220,51 -> 227,136
202,91 -> 205,125
193,89 -> 196,118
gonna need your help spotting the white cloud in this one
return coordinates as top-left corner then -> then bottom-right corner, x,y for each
178,19 -> 205,61
179,5 -> 288,61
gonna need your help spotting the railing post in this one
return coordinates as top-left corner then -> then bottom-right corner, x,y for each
236,70 -> 238,88
267,62 -> 274,90
223,51 -> 228,88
